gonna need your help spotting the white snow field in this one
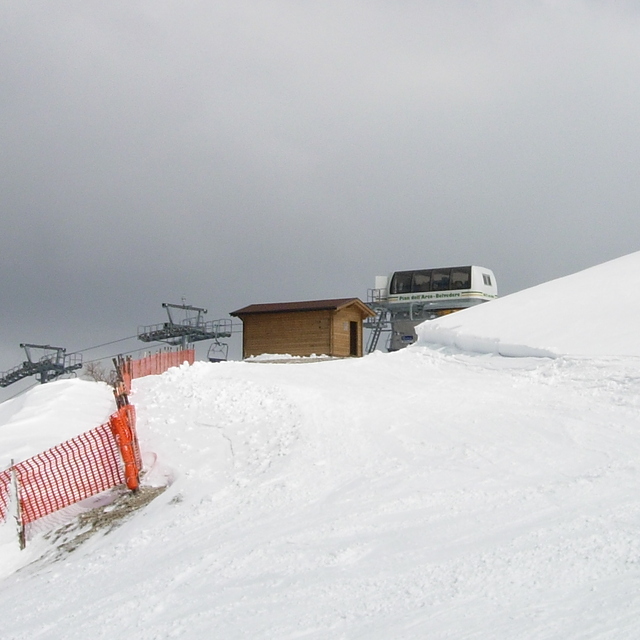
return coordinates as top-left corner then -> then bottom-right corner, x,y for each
417,250 -> 640,358
2,252 -> 640,639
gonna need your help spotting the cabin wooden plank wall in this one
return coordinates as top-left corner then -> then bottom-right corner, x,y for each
242,310 -> 333,358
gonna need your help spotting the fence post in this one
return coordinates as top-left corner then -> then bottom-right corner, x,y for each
9,460 -> 25,550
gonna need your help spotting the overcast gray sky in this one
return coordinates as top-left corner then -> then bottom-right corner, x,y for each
1,1 -> 639,393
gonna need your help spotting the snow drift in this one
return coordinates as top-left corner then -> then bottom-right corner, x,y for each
416,250 -> 640,357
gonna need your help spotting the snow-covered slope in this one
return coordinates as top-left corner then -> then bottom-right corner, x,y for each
417,250 -> 640,357
1,253 -> 640,639
0,379 -> 116,470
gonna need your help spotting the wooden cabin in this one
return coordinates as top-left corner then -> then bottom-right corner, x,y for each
230,298 -> 375,359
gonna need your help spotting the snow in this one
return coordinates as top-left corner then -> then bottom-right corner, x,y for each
2,253 -> 640,638
0,379 -> 116,470
417,250 -> 640,357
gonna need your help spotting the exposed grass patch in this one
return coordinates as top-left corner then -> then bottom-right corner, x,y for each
44,485 -> 167,557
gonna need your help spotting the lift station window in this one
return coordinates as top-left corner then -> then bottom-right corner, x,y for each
412,270 -> 431,292
390,272 -> 413,294
450,267 -> 471,290
431,269 -> 451,291
390,266 -> 473,294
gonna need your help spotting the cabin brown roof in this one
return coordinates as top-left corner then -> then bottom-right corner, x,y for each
230,298 -> 375,317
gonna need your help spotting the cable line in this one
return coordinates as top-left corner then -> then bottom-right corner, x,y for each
81,344 -> 166,366
68,335 -> 139,355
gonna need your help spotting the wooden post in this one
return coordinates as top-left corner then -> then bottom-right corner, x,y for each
9,460 -> 25,550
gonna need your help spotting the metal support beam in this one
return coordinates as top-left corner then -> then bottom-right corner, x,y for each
0,344 -> 83,387
137,302 -> 235,349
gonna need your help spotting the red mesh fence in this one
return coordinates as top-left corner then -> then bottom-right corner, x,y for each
130,349 -> 195,380
0,403 -> 141,528
116,349 -> 194,394
13,422 -> 125,526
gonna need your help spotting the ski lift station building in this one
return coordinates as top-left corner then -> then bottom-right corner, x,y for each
230,298 -> 375,359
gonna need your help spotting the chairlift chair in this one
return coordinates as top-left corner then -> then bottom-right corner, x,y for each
207,342 -> 228,363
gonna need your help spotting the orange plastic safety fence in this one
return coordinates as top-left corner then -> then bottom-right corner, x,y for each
108,407 -> 140,491
11,422 -> 126,526
129,349 -> 195,380
0,374 -> 146,529
123,404 -> 142,471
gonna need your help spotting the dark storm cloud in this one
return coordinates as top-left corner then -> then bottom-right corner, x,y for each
2,1 -> 640,393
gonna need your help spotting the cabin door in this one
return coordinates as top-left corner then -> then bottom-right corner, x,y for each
349,321 -> 358,356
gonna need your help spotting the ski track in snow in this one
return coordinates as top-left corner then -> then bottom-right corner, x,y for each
1,346 -> 640,638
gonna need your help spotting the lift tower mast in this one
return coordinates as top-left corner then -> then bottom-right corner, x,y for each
137,302 -> 233,350
0,344 -> 83,387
